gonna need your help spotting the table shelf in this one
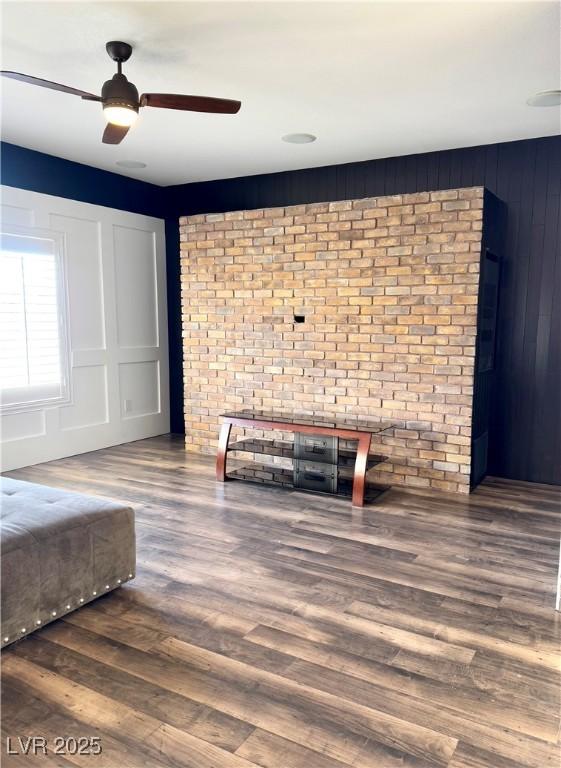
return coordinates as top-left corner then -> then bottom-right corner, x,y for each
226,461 -> 388,503
228,438 -> 388,472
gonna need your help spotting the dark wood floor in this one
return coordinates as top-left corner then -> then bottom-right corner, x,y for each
2,435 -> 560,768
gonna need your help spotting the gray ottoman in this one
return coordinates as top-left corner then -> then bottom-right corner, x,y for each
1,477 -> 135,648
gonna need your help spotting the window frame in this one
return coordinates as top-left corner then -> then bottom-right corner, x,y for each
0,224 -> 72,414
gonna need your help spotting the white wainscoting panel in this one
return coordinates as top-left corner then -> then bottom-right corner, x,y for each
51,214 -> 105,352
2,410 -> 46,443
59,365 -> 108,431
1,204 -> 34,227
114,225 -> 158,349
0,186 -> 169,471
119,360 -> 160,418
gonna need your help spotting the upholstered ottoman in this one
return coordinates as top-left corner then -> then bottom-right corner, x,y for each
1,477 -> 135,648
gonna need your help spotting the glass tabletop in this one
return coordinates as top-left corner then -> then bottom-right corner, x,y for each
221,410 -> 396,435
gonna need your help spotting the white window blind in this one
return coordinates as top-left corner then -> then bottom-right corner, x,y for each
0,230 -> 69,411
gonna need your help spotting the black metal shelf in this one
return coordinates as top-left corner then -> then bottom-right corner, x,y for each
226,461 -> 388,502
228,438 -> 388,471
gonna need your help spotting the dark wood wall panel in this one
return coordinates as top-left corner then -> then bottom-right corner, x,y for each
168,135 -> 561,485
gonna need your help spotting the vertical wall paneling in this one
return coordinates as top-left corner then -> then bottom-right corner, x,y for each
471,191 -> 506,487
165,218 -> 183,433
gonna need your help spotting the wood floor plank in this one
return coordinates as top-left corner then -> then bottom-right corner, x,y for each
447,741 -> 543,768
141,723 -> 263,768
65,598 -> 295,676
3,655 -> 261,768
31,622 -> 448,768
157,636 -> 457,767
285,660 -> 560,767
2,435 -> 559,768
235,729 -> 351,768
9,634 -> 255,754
290,601 -> 476,664
347,600 -> 561,669
2,674 -> 172,768
160,576 -> 466,665
291,516 -> 558,567
242,625 -> 557,741
273,545 -> 552,605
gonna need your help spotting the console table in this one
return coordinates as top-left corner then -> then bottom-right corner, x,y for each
216,410 -> 394,507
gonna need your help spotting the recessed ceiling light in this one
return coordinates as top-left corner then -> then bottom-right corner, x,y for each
116,160 -> 147,169
282,133 -> 317,144
527,90 -> 561,107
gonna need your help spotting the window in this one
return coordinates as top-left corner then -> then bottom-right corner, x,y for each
0,228 -> 70,412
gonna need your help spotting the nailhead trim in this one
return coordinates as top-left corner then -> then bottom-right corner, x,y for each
1,574 -> 134,647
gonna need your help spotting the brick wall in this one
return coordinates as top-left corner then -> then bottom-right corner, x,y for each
179,187 -> 484,494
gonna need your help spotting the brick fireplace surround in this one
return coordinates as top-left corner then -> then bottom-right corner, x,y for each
180,187 -> 484,494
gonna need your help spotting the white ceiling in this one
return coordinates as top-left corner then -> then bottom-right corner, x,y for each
1,1 -> 560,187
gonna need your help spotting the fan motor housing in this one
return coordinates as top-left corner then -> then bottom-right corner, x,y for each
102,73 -> 139,111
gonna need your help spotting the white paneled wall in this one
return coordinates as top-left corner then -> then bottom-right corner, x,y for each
0,186 -> 169,471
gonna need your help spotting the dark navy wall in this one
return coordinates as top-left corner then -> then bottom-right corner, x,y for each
1,142 -> 165,217
164,218 -> 183,434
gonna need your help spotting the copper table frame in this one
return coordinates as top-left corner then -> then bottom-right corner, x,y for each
216,414 -> 382,507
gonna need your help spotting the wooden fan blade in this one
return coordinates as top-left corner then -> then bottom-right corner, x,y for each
1,71 -> 101,100
140,93 -> 241,114
102,123 -> 129,145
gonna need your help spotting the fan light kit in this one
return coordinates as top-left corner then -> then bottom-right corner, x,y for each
527,90 -> 561,107
1,41 -> 241,145
282,133 -> 317,144
104,106 -> 138,127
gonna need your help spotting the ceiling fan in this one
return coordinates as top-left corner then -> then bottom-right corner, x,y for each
1,41 -> 241,145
